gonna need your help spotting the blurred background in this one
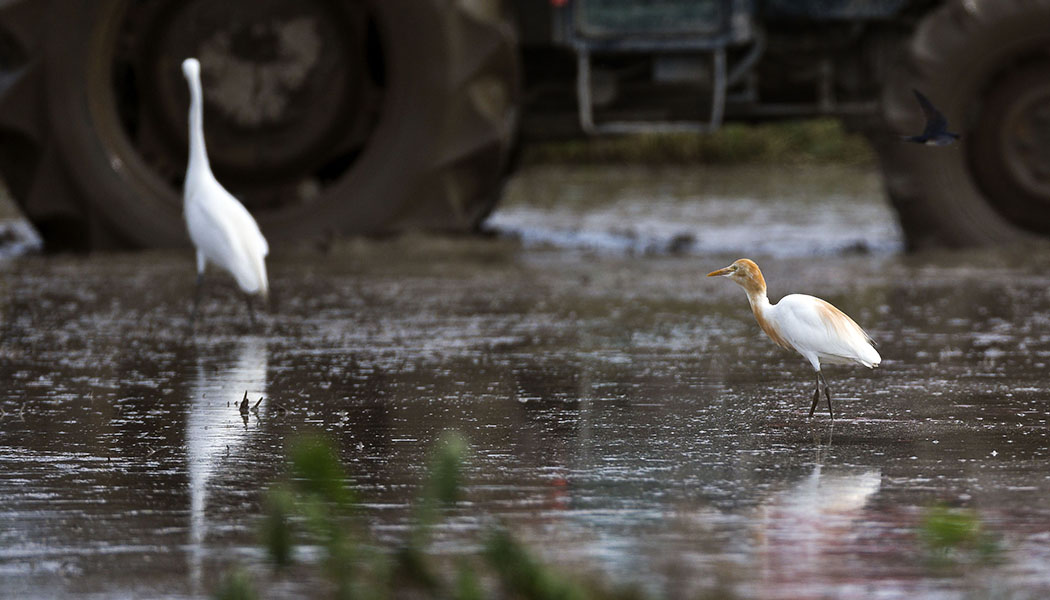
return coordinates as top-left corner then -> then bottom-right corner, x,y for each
0,0 -> 1046,254
5,1 -> 1050,599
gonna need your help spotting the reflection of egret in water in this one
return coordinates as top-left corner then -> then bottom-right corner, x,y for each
754,450 -> 881,597
186,337 -> 267,592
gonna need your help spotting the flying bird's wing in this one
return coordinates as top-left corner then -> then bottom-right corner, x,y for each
912,89 -> 948,135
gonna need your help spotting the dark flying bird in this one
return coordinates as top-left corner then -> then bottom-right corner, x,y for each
902,89 -> 959,145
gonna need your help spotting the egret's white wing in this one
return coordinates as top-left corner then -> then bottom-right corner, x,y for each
219,189 -> 269,298
185,177 -> 267,295
773,294 -> 880,367
225,197 -> 269,257
186,183 -> 239,268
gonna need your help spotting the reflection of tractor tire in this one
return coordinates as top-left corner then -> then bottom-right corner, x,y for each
0,0 -> 520,251
875,0 -> 1050,249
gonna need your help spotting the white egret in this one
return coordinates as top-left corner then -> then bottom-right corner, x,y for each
181,57 -> 269,324
708,258 -> 880,419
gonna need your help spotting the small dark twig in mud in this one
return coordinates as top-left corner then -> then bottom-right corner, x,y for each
270,400 -> 288,414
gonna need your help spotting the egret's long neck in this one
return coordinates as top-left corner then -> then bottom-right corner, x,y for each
741,278 -> 790,349
739,271 -> 775,333
738,269 -> 769,311
186,71 -> 211,181
745,287 -> 772,319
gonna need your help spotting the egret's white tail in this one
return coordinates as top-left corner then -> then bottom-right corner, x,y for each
231,235 -> 268,298
253,252 -> 269,300
859,342 -> 881,368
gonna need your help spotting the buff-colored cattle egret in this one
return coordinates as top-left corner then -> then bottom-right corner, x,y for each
182,57 -> 269,324
708,259 -> 880,419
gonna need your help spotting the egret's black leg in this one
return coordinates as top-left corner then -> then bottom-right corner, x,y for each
819,372 -> 833,420
244,293 -> 257,326
266,289 -> 277,314
191,272 -> 204,323
809,371 -> 821,417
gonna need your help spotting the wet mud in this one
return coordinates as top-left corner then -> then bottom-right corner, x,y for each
3,165 -> 1050,598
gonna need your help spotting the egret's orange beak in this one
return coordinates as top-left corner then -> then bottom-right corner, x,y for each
707,266 -> 733,277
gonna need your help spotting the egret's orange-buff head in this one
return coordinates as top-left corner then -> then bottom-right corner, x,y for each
707,258 -> 767,296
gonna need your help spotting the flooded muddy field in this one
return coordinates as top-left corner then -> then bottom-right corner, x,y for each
4,164 -> 1050,598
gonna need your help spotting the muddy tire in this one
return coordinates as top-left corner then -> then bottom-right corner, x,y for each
875,0 -> 1050,249
0,0 -> 520,251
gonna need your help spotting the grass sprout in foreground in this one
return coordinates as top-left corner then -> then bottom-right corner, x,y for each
216,432 -> 650,600
919,505 -> 1001,567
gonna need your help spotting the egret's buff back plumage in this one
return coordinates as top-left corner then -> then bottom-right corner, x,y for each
182,57 -> 269,299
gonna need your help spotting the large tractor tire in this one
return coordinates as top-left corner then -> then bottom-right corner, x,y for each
0,0 -> 520,251
875,0 -> 1050,250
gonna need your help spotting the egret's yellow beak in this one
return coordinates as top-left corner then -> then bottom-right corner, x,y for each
707,266 -> 733,277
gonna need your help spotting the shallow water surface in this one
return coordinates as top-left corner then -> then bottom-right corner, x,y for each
493,164 -> 903,256
3,165 -> 1050,598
